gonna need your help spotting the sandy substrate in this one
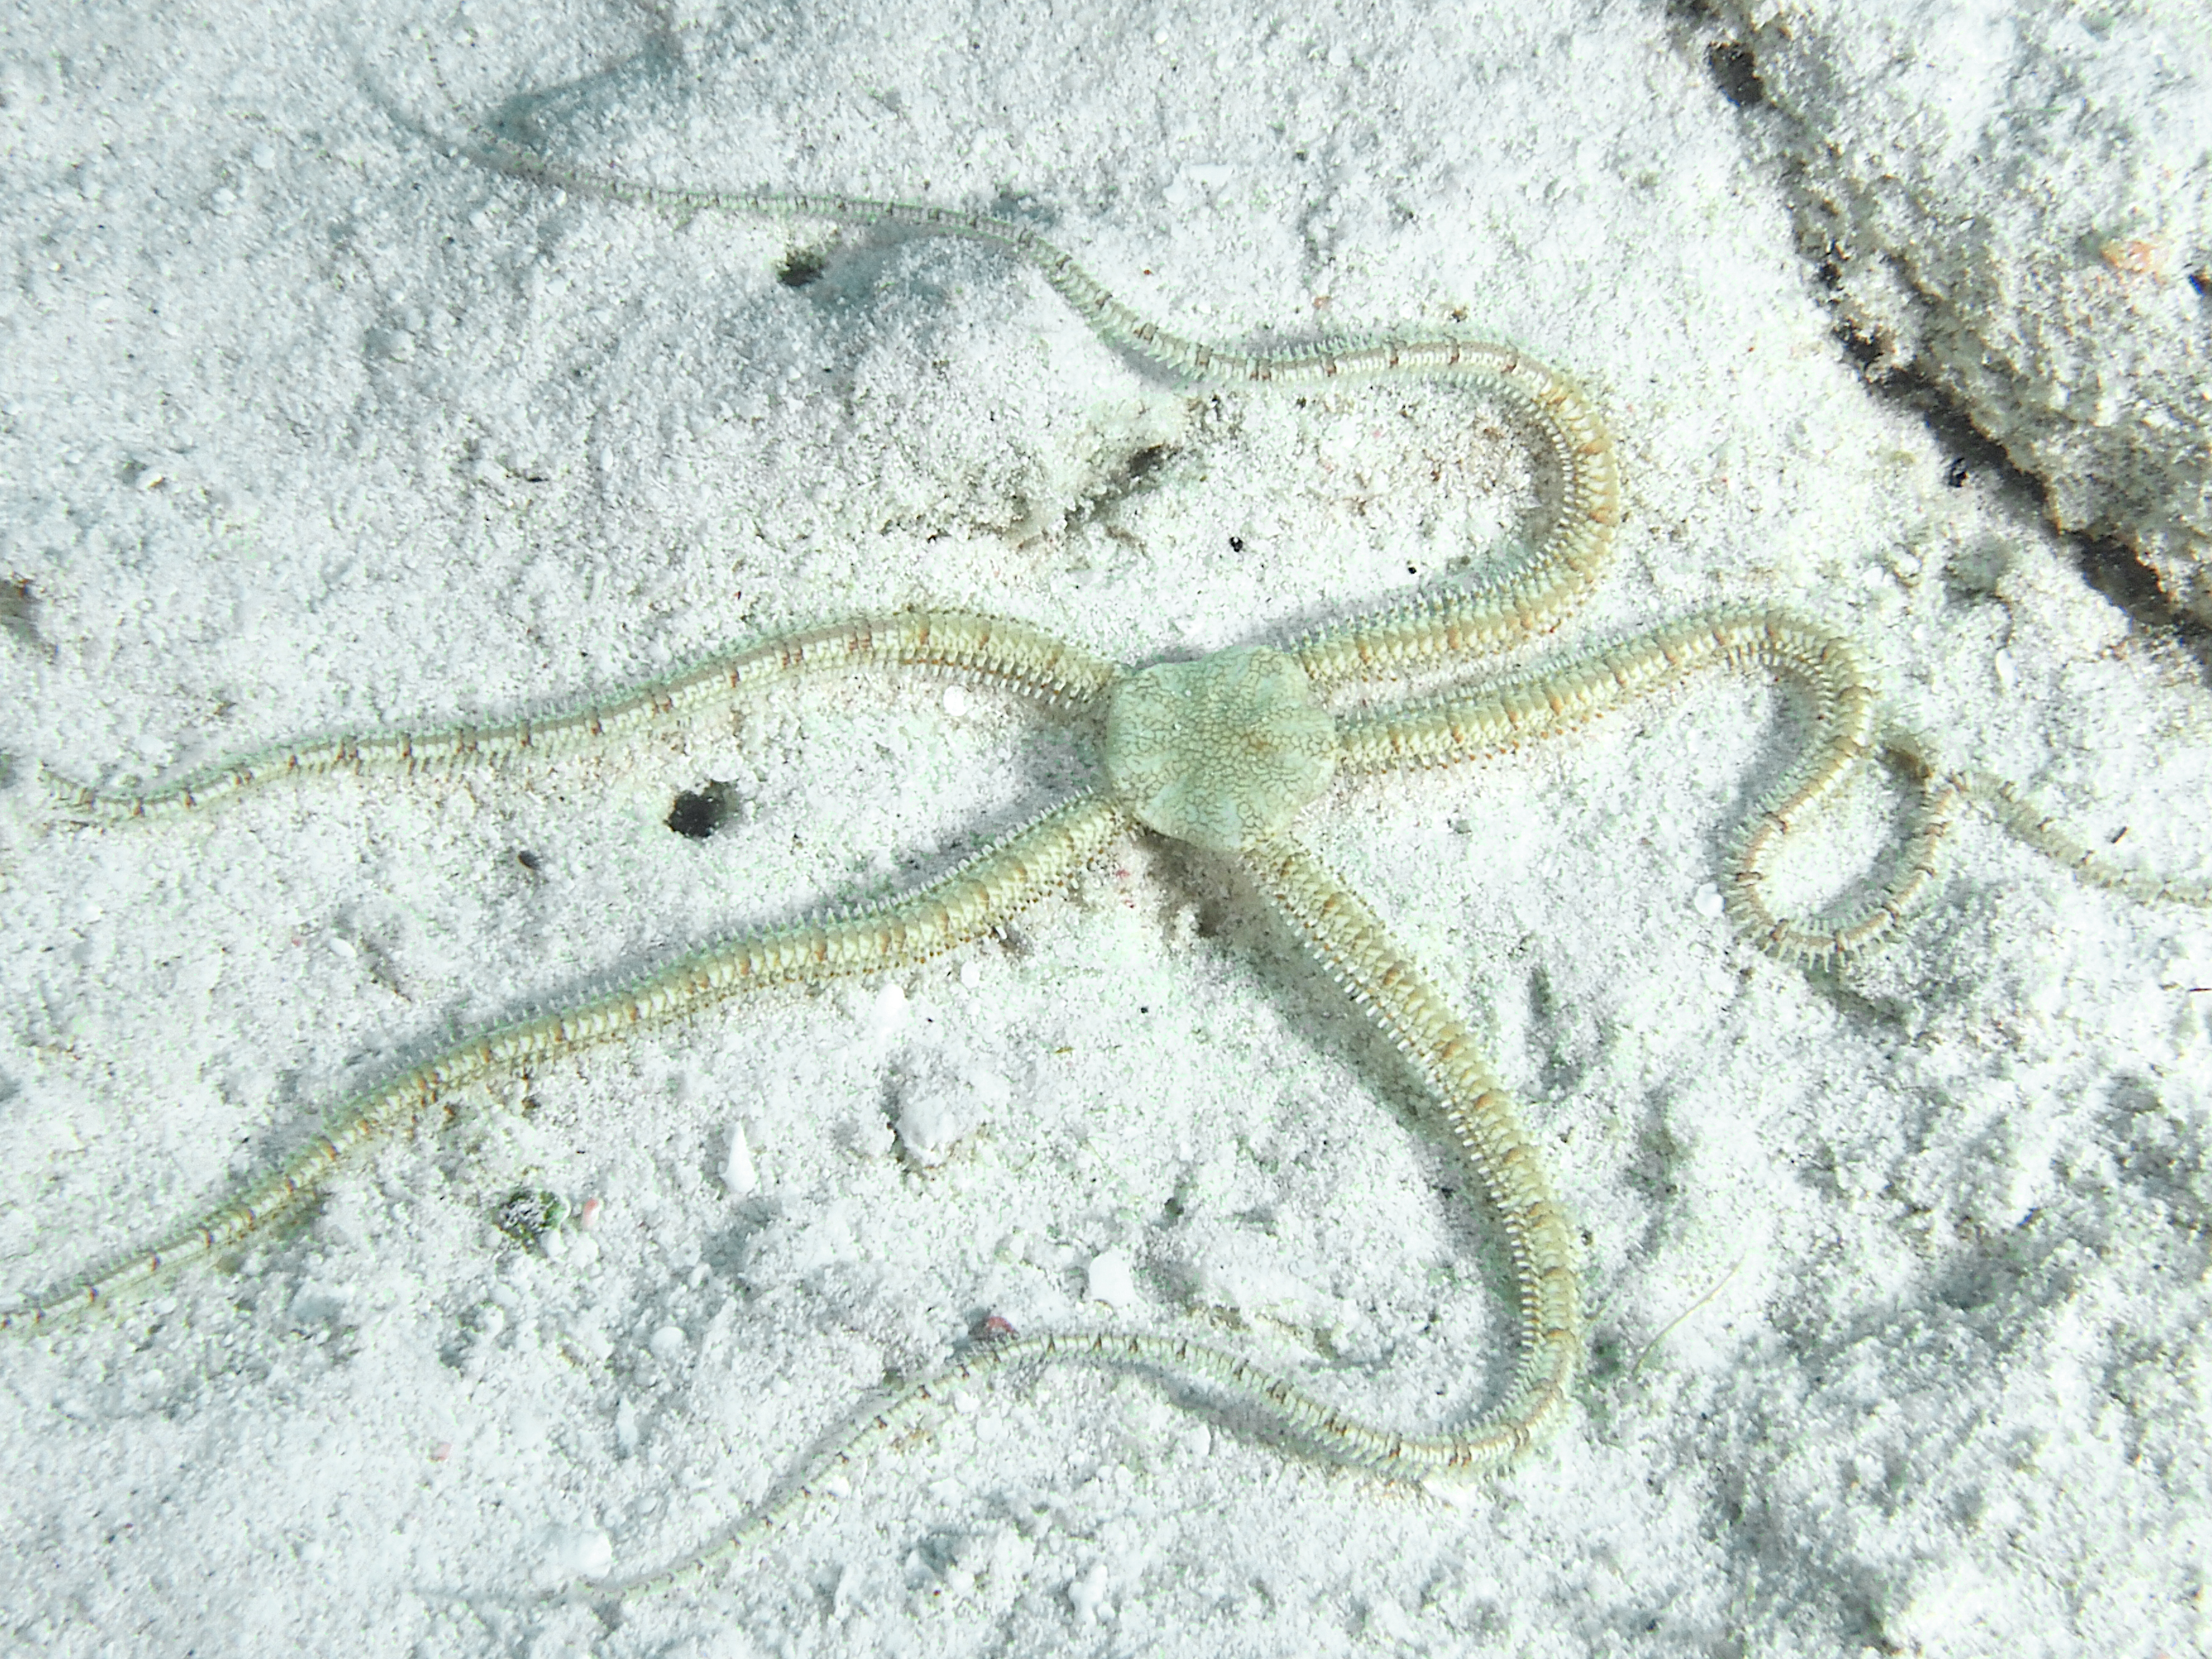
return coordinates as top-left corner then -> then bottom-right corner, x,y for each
2,4 -> 2208,1655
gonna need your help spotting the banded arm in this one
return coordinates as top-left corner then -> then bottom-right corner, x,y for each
1281,346 -> 1619,691
1335,606 -> 1959,963
1241,834 -> 1581,1466
2,793 -> 1131,1332
618,1314 -> 1567,1603
44,610 -> 1116,825
477,143 -> 1619,696
616,832 -> 1577,1602
1951,764 -> 2212,910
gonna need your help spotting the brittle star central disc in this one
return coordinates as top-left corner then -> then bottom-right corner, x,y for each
1103,646 -> 1338,851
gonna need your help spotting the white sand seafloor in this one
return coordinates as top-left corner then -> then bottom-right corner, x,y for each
3,2 -> 2209,1655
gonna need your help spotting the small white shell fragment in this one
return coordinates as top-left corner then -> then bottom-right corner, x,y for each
896,1062 -> 1013,1166
615,1398 -> 639,1456
849,1113 -> 897,1158
1422,1472 -> 1486,1511
1693,883 -> 1726,919
648,1324 -> 688,1362
534,1524 -> 613,1586
943,683 -> 969,717
959,958 -> 982,989
723,1122 -> 758,1194
1068,1560 -> 1112,1621
870,981 -> 909,1037
1086,1249 -> 1137,1309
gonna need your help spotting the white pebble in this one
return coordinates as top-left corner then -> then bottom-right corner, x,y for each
1068,1560 -> 1112,1622
1086,1249 -> 1138,1309
1993,647 -> 2017,690
723,1122 -> 758,1194
1692,884 -> 1726,919
649,1324 -> 688,1362
534,1524 -> 613,1586
615,1398 -> 639,1455
959,959 -> 982,989
897,1062 -> 1012,1166
943,683 -> 969,717
870,981 -> 909,1037
849,1114 -> 897,1159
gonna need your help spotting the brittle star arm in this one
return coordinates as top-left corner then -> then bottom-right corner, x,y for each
1241,833 -> 1583,1462
462,137 -> 1620,676
39,610 -> 1116,823
1334,604 -> 2212,954
608,832 -> 1575,1604
1334,606 -> 1961,962
1,789 -> 1133,1332
1930,755 -> 2212,910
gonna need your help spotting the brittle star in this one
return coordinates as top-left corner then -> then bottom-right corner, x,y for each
8,140 -> 2207,1602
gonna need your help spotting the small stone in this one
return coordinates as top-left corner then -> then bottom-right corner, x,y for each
723,1122 -> 758,1194
495,1188 -> 567,1247
534,1524 -> 613,1587
870,981 -> 909,1037
1068,1560 -> 1112,1622
1086,1249 -> 1137,1309
896,1060 -> 1011,1166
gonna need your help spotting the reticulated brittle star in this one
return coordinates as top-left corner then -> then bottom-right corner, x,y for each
9,135 -> 2208,1602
